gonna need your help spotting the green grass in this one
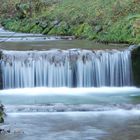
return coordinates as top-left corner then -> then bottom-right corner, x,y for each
1,0 -> 140,43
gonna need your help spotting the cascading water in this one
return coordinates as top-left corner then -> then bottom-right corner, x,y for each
0,49 -> 133,89
1,27 -> 140,140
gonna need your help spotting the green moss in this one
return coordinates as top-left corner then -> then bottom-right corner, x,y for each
70,23 -> 96,39
30,25 -> 43,33
48,21 -> 70,35
0,115 -> 4,123
1,19 -> 21,31
81,24 -> 97,40
42,27 -> 51,34
1,19 -> 43,33
97,19 -> 133,43
70,24 -> 85,37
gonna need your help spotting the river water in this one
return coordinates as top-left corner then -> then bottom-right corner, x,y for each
0,87 -> 140,140
0,28 -> 140,140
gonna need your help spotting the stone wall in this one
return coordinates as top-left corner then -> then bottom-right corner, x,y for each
132,46 -> 140,87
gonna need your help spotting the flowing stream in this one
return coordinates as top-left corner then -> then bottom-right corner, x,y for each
0,28 -> 140,140
0,87 -> 140,140
1,49 -> 132,88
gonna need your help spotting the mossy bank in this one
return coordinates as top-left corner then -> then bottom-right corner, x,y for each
1,0 -> 140,44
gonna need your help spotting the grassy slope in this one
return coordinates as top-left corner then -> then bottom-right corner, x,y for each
1,0 -> 140,44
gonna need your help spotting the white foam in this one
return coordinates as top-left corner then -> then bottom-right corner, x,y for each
7,109 -> 140,117
0,87 -> 140,96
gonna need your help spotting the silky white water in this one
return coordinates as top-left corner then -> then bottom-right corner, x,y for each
1,49 -> 133,89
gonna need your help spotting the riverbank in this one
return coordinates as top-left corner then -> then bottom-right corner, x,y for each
1,0 -> 140,44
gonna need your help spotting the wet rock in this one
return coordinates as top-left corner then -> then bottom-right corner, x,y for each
0,123 -> 25,135
0,129 -> 4,133
131,45 -> 140,87
95,25 -> 103,34
39,22 -> 48,29
0,104 -> 4,123
52,20 -> 60,26
0,104 -> 4,112
60,36 -> 75,40
0,126 -> 10,134
14,128 -> 24,134
54,103 -> 67,112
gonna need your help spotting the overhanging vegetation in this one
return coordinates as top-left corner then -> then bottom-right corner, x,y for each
1,0 -> 140,43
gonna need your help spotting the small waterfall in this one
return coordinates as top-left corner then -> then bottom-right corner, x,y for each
0,49 -> 133,89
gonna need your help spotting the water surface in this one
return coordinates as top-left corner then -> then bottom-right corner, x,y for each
0,87 -> 140,140
0,28 -> 140,140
